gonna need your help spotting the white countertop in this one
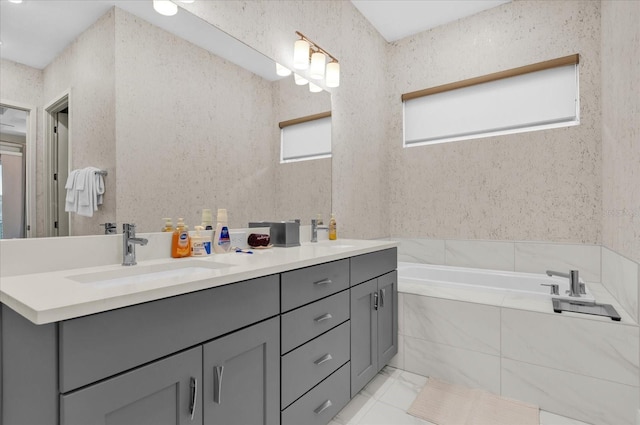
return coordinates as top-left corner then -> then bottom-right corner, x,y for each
0,239 -> 397,325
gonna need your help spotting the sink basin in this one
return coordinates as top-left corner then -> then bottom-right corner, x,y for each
68,260 -> 232,286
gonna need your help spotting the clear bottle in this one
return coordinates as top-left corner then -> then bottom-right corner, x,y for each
171,218 -> 191,258
162,217 -> 174,232
329,213 -> 337,240
213,209 -> 231,253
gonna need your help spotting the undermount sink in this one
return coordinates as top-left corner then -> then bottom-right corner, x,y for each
67,260 -> 233,286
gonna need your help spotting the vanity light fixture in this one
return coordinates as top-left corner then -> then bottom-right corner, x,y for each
294,73 -> 309,86
276,62 -> 292,77
293,31 -> 339,87
8,0 -> 23,3
309,82 -> 323,93
153,0 -> 178,16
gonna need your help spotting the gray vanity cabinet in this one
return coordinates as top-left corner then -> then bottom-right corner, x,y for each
61,346 -> 203,425
203,317 -> 280,425
350,271 -> 398,397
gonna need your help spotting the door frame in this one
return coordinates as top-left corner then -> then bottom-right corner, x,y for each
0,99 -> 37,238
43,89 -> 72,237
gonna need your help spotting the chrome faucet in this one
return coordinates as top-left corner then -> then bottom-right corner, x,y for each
546,270 -> 585,297
122,223 -> 148,266
311,219 -> 329,243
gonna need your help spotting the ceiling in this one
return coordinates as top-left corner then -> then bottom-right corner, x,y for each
351,0 -> 511,42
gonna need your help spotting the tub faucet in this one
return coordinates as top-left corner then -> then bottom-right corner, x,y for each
122,223 -> 148,266
311,219 -> 329,243
546,270 -> 585,297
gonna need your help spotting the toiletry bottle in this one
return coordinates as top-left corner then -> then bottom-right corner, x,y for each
201,209 -> 213,230
162,217 -> 173,232
213,209 -> 231,253
329,213 -> 337,240
316,213 -> 324,226
172,218 -> 191,258
191,226 -> 207,256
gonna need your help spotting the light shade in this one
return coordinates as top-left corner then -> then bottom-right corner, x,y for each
309,82 -> 322,93
325,61 -> 340,88
293,39 -> 310,70
309,52 -> 326,80
276,63 -> 292,77
153,0 -> 178,16
294,74 -> 308,86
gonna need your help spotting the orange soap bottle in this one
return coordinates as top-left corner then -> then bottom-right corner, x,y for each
172,218 -> 191,258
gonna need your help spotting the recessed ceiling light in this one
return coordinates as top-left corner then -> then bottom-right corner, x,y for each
153,0 -> 178,16
8,0 -> 24,4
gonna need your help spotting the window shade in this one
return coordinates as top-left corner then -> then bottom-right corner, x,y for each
403,64 -> 579,146
281,116 -> 331,162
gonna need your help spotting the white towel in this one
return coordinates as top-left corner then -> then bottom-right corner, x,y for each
64,167 -> 106,217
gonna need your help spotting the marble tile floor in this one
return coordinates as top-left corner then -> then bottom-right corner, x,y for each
329,366 -> 593,425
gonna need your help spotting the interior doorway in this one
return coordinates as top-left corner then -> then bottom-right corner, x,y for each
44,93 -> 70,237
0,104 -> 34,239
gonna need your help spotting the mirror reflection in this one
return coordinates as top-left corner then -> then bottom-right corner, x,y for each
0,0 -> 331,237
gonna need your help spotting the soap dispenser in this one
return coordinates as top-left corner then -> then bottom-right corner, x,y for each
162,217 -> 173,232
172,218 -> 191,258
329,213 -> 337,240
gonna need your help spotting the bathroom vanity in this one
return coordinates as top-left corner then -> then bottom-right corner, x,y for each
0,240 -> 397,425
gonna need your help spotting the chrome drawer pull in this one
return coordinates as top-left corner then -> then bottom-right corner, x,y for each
314,399 -> 333,415
314,313 -> 333,323
373,291 -> 379,311
214,366 -> 224,404
314,353 -> 333,365
313,278 -> 332,286
189,377 -> 197,420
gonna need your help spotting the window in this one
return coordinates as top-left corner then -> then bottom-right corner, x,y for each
403,55 -> 579,147
280,112 -> 331,163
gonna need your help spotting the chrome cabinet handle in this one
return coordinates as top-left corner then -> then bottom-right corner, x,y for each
314,399 -> 333,415
189,377 -> 197,421
373,291 -> 379,310
314,313 -> 333,323
314,353 -> 333,365
214,366 -> 224,404
313,278 -> 332,286
379,288 -> 385,308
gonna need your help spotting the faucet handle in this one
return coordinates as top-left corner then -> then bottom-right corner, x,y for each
540,283 -> 559,295
100,222 -> 117,234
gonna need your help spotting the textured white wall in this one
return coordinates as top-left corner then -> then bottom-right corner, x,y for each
42,9 -> 116,236
0,59 -> 44,235
601,0 -> 640,264
386,0 -> 602,244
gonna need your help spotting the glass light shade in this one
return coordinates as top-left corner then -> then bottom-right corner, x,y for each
293,39 -> 310,70
325,61 -> 340,88
309,82 -> 322,93
153,0 -> 178,16
294,74 -> 308,86
276,62 -> 292,77
309,52 -> 326,80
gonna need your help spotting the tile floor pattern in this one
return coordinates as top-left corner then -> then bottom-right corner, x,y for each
329,366 -> 593,425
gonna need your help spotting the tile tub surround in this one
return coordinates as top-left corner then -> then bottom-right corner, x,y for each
395,284 -> 640,425
391,237 -> 640,322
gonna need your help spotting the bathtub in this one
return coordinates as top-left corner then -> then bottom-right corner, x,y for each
397,262 -> 594,301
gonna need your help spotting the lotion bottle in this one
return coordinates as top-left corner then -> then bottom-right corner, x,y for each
213,209 -> 231,253
172,218 -> 191,258
191,226 -> 207,256
329,213 -> 337,240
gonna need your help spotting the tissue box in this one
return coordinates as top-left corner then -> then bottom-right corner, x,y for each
249,221 -> 300,247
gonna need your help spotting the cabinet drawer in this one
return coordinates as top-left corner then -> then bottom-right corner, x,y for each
281,259 -> 349,312
59,274 -> 279,393
281,290 -> 349,354
350,248 -> 397,286
281,321 -> 350,409
281,362 -> 350,425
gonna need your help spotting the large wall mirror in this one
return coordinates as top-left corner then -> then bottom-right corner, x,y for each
0,0 -> 332,237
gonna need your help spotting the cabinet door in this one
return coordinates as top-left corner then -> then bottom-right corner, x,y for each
60,347 -> 202,425
203,317 -> 279,425
350,278 -> 378,397
377,271 -> 398,370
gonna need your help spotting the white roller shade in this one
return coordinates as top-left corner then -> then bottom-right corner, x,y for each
281,116 -> 331,162
404,64 -> 579,146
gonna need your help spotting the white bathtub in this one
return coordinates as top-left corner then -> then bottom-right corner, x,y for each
398,262 -> 595,301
